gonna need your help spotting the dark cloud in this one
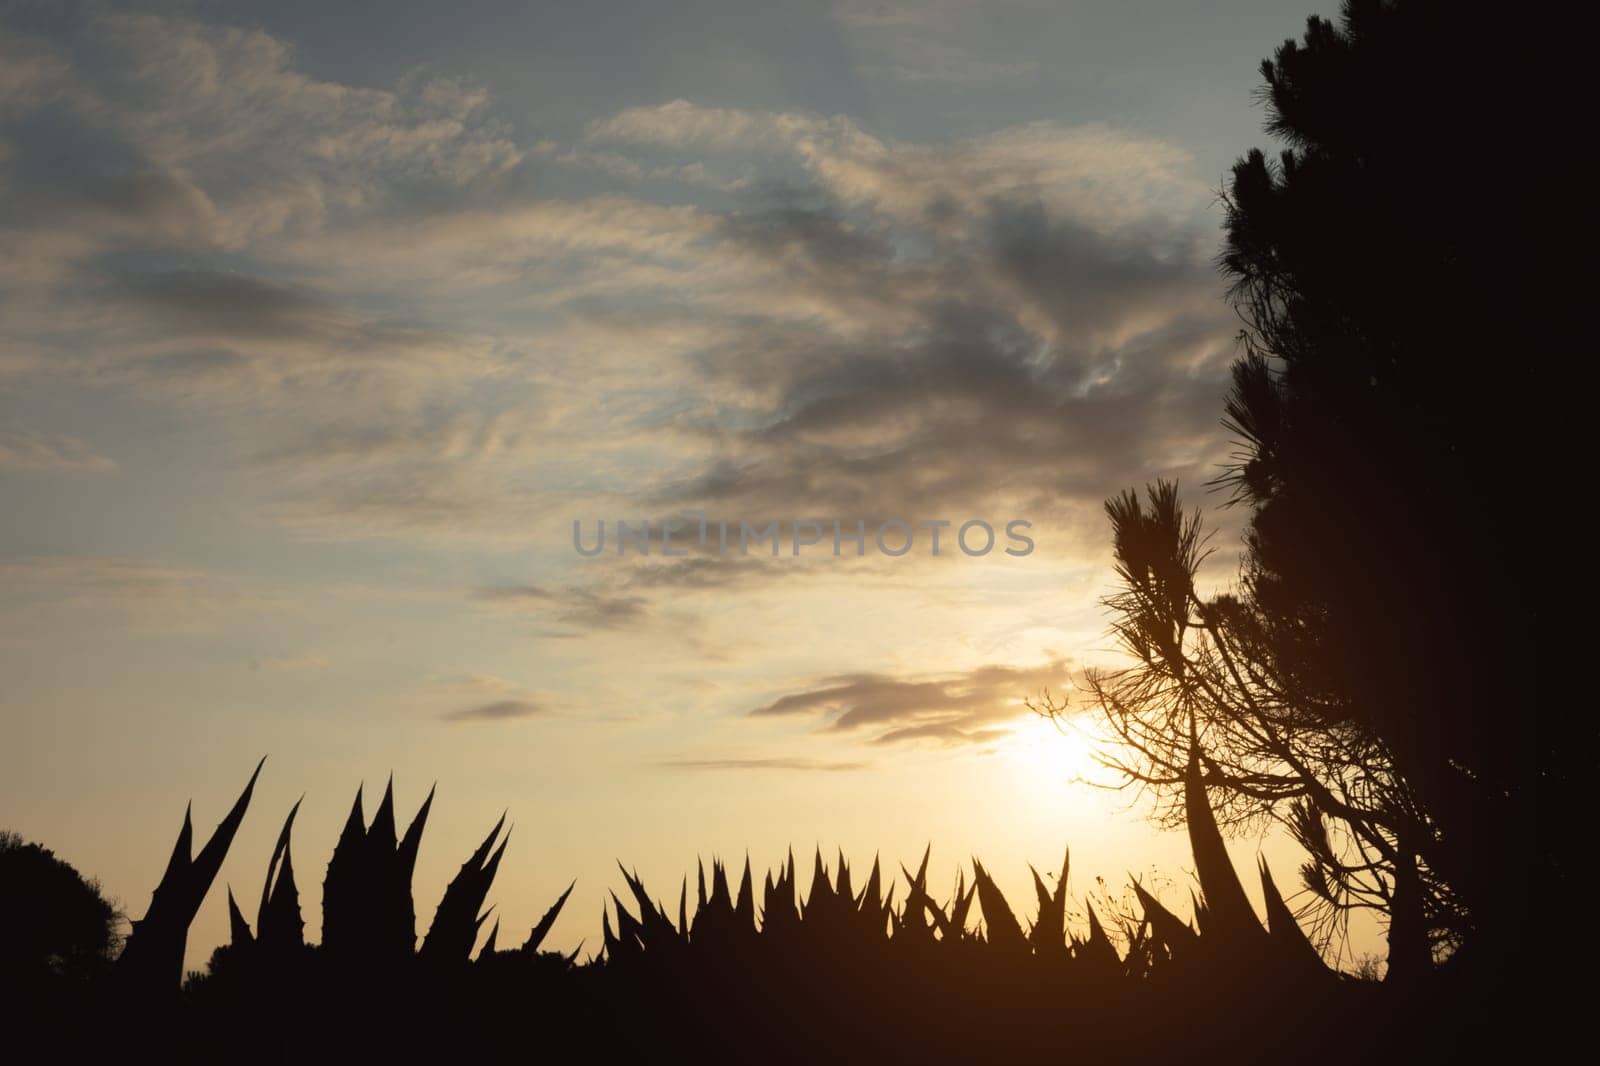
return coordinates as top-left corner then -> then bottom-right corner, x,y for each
659,326 -> 1229,526
718,194 -> 897,279
113,269 -> 474,375
985,201 -> 1211,352
643,188 -> 1235,533
443,698 -> 548,722
11,171 -> 218,244
749,660 -> 1072,746
121,270 -> 337,341
75,172 -> 207,222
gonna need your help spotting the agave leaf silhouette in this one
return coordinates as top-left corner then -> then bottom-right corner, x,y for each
419,813 -> 508,963
945,869 -> 977,940
899,845 -> 937,939
761,850 -> 799,934
710,857 -> 732,913
1078,902 -> 1122,972
322,780 -> 433,959
226,887 -> 253,949
367,777 -> 398,855
117,756 -> 265,989
256,797 -> 304,951
523,880 -> 576,954
971,859 -> 1026,951
859,854 -> 881,911
396,784 -> 435,883
1184,751 -> 1268,949
601,907 -> 622,959
803,849 -> 831,922
618,863 -> 677,947
320,786 -> 367,955
256,797 -> 299,930
260,840 -> 304,951
734,855 -> 755,931
610,890 -> 644,948
1131,879 -> 1198,959
1028,850 -> 1070,953
1259,858 -> 1328,975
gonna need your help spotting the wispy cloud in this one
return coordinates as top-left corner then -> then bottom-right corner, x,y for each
251,654 -> 330,673
474,583 -> 649,631
443,698 -> 550,723
469,552 -> 804,634
832,0 -> 1046,85
3,5 -> 1230,549
0,426 -> 113,472
0,3 -> 1237,686
750,660 -> 1072,746
0,555 -> 231,606
0,555 -> 276,636
656,756 -> 869,772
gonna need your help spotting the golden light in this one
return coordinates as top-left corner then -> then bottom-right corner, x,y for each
999,710 -> 1105,791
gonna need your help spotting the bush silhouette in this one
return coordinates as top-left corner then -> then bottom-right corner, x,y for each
0,830 -> 121,986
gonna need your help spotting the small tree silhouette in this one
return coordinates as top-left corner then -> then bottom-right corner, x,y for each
0,830 -> 122,985
1039,482 -> 1451,976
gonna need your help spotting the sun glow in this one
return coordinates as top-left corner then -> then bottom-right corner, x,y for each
999,711 -> 1108,792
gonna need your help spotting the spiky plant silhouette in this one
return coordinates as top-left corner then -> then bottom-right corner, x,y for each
62,753 -> 1431,1063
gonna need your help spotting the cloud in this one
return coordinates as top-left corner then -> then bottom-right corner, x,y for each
656,756 -> 869,772
563,104 -> 1234,540
749,660 -> 1071,745
428,672 -> 525,693
0,555 -> 215,603
428,675 -> 564,723
0,8 -> 521,286
536,141 -> 752,193
443,698 -> 549,723
251,654 -> 330,672
120,270 -> 342,342
85,268 -> 504,402
587,100 -> 1207,230
831,1 -> 1047,86
470,553 -> 800,634
541,587 -> 649,631
0,426 -> 113,471
0,5 -> 1236,565
585,99 -> 816,152
619,556 -> 796,591
0,555 -> 275,635
259,408 -> 533,471
872,722 -> 1011,745
474,583 -> 648,631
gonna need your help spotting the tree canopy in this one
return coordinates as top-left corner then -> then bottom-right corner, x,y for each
1061,0 -> 1590,974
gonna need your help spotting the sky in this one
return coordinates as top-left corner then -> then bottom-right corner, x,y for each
0,0 -> 1373,971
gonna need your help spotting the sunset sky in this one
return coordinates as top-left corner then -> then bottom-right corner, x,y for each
0,0 -> 1373,970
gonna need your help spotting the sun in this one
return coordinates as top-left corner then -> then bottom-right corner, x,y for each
999,710 -> 1106,791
